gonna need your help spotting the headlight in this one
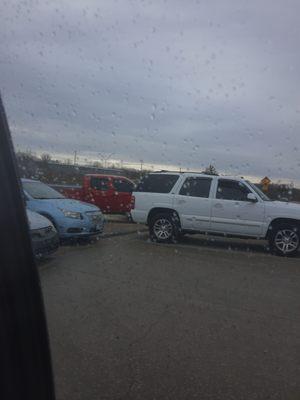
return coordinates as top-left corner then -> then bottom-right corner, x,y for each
60,209 -> 82,219
46,225 -> 55,233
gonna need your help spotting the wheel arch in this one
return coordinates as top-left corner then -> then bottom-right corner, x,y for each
266,217 -> 300,239
147,207 -> 181,228
37,211 -> 58,229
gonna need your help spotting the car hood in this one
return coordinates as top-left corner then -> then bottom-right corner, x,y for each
27,209 -> 54,230
265,200 -> 300,216
37,198 -> 101,213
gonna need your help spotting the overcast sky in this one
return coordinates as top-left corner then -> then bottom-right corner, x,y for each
1,0 -> 300,183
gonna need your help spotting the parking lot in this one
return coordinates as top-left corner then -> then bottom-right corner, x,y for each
40,219 -> 300,400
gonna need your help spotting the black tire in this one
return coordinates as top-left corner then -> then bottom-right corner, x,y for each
149,212 -> 180,243
269,223 -> 300,257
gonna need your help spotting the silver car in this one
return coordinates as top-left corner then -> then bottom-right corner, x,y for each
27,209 -> 59,258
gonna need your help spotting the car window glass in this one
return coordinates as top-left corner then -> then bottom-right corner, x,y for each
90,177 -> 109,191
2,1 -> 300,399
23,181 -> 65,199
136,174 -> 179,193
216,180 -> 251,201
113,179 -> 133,193
179,177 -> 212,198
247,181 -> 271,201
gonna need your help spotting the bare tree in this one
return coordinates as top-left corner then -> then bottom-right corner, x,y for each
204,164 -> 218,175
41,153 -> 52,163
92,161 -> 103,168
16,150 -> 38,161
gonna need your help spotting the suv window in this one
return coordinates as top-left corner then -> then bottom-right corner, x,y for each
216,179 -> 251,201
113,179 -> 134,193
179,177 -> 212,198
136,174 -> 179,193
90,177 -> 109,191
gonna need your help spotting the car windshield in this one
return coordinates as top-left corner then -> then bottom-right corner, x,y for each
247,181 -> 271,201
23,181 -> 65,199
2,1 -> 300,400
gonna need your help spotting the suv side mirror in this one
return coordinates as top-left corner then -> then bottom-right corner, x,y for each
247,193 -> 258,203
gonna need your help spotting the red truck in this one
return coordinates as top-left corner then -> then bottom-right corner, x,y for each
52,174 -> 135,214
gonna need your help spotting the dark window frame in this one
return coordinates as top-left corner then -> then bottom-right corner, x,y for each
0,96 -> 55,400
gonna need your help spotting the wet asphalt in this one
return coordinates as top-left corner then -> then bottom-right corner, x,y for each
40,224 -> 300,400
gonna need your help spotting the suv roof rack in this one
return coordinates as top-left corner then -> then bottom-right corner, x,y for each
153,170 -> 181,173
153,170 -> 219,176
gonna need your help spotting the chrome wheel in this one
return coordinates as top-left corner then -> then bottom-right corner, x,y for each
153,218 -> 173,240
274,229 -> 299,254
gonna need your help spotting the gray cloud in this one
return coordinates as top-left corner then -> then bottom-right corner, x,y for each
1,0 -> 300,183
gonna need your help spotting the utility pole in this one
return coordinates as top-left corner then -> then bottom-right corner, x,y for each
73,150 -> 77,165
98,152 -> 115,168
140,159 -> 144,172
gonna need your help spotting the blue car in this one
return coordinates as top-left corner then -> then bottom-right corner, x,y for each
22,178 -> 105,240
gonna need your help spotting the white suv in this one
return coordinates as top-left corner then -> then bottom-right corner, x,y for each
131,172 -> 300,256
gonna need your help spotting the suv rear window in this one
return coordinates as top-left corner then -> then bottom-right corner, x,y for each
136,174 -> 179,193
113,179 -> 134,193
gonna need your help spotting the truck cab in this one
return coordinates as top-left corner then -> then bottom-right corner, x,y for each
58,174 -> 135,214
83,174 -> 134,213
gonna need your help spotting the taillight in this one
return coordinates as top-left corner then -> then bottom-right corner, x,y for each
130,195 -> 135,210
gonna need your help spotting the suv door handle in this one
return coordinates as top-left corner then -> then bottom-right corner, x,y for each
214,203 -> 223,209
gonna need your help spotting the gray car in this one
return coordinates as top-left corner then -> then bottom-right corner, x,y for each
27,209 -> 59,258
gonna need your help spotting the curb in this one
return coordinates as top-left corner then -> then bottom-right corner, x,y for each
105,220 -> 134,224
102,229 -> 147,239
